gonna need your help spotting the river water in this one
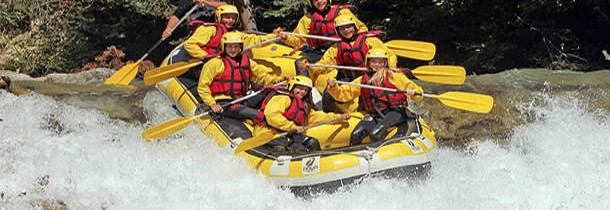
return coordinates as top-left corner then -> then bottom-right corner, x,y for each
1,75 -> 609,209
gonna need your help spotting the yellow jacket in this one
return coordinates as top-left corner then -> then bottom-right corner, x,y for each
328,71 -> 424,105
185,26 -> 276,59
284,8 -> 368,48
197,57 -> 283,105
309,37 -> 397,78
253,94 -> 343,136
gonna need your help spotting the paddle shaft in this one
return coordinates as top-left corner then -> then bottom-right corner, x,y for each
283,117 -> 345,138
337,80 -> 408,93
338,81 -> 434,98
283,32 -> 340,42
214,80 -> 287,110
244,37 -> 280,50
283,32 -> 382,42
308,63 -> 367,71
309,63 -> 411,72
234,116 -> 344,153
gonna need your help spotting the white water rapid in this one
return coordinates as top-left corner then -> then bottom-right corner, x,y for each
1,89 -> 608,209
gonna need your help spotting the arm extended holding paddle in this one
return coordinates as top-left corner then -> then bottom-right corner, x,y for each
141,81 -> 287,141
234,116 -> 347,154
310,64 -> 466,85
105,5 -> 200,86
283,32 -> 435,61
336,81 -> 494,114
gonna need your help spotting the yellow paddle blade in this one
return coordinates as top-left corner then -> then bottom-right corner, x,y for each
431,91 -> 494,114
411,65 -> 466,85
105,61 -> 141,85
234,130 -> 277,154
144,61 -> 202,85
385,40 -> 436,61
142,115 -> 200,141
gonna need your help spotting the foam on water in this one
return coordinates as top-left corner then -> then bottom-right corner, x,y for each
1,90 -> 608,209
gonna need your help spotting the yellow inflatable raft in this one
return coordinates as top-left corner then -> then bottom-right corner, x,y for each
154,41 -> 437,193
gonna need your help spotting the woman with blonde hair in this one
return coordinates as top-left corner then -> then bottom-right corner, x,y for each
327,48 -> 423,145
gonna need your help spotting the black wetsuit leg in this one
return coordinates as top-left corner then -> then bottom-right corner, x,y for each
349,114 -> 376,146
295,49 -> 324,76
370,110 -> 407,142
209,101 -> 255,139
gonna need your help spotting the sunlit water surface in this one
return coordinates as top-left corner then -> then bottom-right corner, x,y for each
1,90 -> 608,209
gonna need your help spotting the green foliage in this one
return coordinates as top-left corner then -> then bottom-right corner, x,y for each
261,0 -> 304,18
0,0 -> 174,75
0,1 -> 31,34
1,0 -> 607,76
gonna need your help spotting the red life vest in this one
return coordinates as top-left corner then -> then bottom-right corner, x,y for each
360,74 -> 409,113
209,55 -> 252,97
253,89 -> 308,128
308,4 -> 353,49
192,22 -> 229,55
336,33 -> 369,79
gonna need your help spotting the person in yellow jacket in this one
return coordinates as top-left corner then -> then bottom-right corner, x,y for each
298,14 -> 397,112
284,0 -> 368,75
327,48 -> 423,146
252,76 -> 350,152
197,32 -> 289,139
181,4 -> 287,81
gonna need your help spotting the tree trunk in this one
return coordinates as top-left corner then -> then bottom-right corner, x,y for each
235,0 -> 257,31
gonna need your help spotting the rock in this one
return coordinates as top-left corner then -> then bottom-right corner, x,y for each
41,68 -> 116,84
0,68 -> 115,84
414,68 -> 610,148
0,70 -> 34,81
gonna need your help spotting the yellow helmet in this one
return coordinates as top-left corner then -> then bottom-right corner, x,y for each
215,5 -> 239,22
287,75 -> 313,91
334,14 -> 358,32
220,32 -> 243,52
365,48 -> 389,66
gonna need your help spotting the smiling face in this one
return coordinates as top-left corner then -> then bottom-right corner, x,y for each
311,0 -> 329,12
337,24 -> 356,40
291,85 -> 311,99
368,58 -> 387,72
224,43 -> 242,57
220,14 -> 237,28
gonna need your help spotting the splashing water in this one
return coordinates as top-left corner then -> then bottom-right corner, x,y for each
1,90 -> 608,209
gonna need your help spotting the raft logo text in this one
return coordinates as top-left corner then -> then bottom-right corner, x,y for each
302,156 -> 320,174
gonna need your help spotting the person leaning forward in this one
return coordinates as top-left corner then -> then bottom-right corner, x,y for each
284,0 -> 368,76
298,14 -> 397,113
327,48 -> 423,146
197,32 -> 290,139
182,4 -> 287,80
252,76 -> 350,152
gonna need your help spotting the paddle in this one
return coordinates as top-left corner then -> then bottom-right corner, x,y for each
308,64 -> 465,85
234,117 -> 345,154
384,40 -> 436,61
141,81 -> 286,141
143,37 -> 281,85
336,81 -> 494,113
104,5 -> 199,86
282,32 -> 435,61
